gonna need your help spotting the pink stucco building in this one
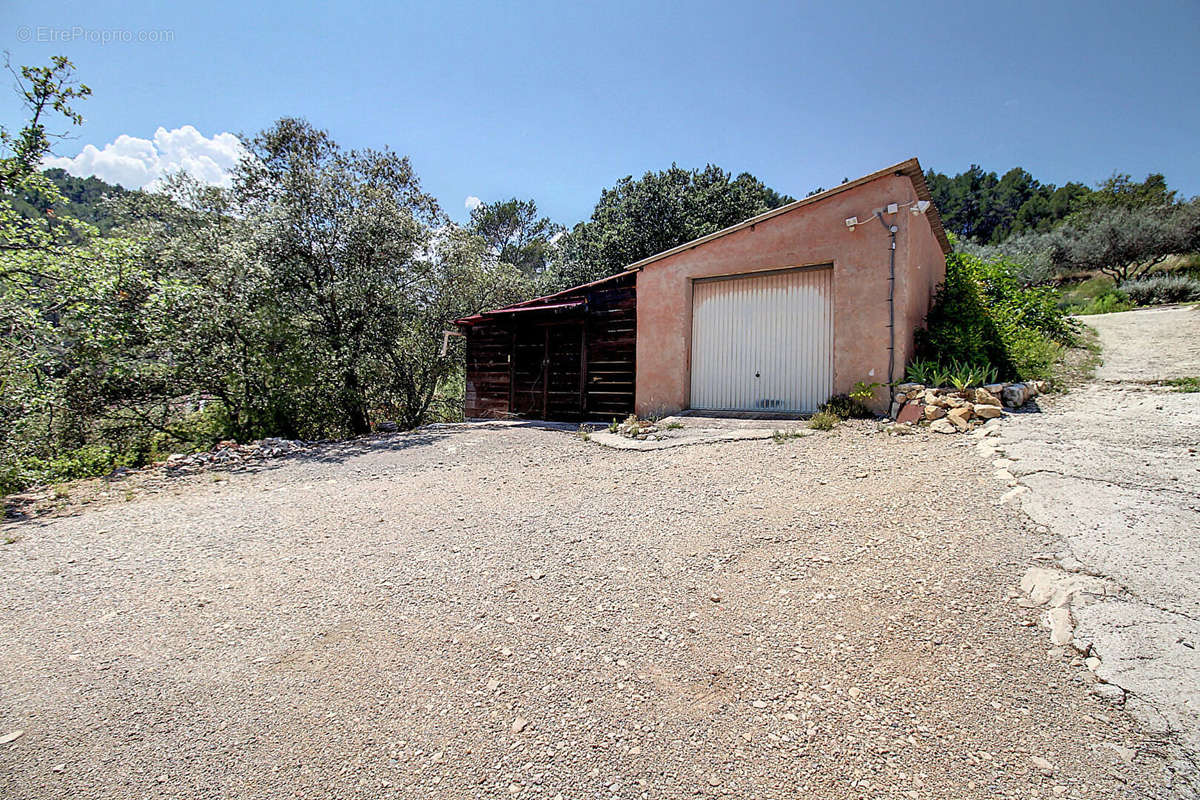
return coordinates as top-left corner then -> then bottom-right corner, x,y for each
456,158 -> 950,419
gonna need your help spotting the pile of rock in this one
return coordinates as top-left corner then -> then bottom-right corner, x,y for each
612,415 -> 665,441
888,381 -> 1045,434
163,437 -> 311,473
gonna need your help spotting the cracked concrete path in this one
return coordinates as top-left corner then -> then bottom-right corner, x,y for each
993,305 -> 1200,766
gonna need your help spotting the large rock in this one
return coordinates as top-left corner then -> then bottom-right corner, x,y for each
923,404 -> 947,421
1046,607 -> 1074,646
948,405 -> 974,421
929,418 -> 957,434
947,406 -> 973,431
974,404 -> 1004,419
974,387 -> 1001,407
896,402 -> 923,424
1002,382 -> 1038,408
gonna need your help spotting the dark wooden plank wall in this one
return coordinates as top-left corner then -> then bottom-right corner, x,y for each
461,274 -> 636,421
463,324 -> 514,419
583,284 -> 636,419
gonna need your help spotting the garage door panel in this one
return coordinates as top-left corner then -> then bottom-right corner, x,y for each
690,268 -> 833,413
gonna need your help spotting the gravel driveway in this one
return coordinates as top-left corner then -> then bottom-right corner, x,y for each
1082,305 -> 1200,382
0,419 -> 1183,798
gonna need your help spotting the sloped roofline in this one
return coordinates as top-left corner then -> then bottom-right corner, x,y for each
621,157 -> 951,273
454,157 -> 950,325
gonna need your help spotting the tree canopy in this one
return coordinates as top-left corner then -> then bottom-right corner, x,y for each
467,197 -> 562,278
0,58 -> 533,493
926,165 -> 1185,246
1046,202 -> 1200,284
924,165 -> 1091,244
550,164 -> 794,288
3,168 -> 129,234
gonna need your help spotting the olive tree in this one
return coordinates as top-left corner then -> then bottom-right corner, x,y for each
1049,202 -> 1200,285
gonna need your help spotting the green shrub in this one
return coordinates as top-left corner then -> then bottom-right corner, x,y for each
915,252 -> 1076,381
1006,336 -> 1063,381
820,394 -> 865,419
906,357 -> 998,388
1121,274 -> 1200,306
818,381 -> 881,419
45,445 -> 135,482
2,444 -> 140,495
808,410 -> 839,431
1069,291 -> 1133,315
904,359 -> 944,387
165,403 -> 238,450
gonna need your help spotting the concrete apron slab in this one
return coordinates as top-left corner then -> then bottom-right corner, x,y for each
587,427 -> 784,451
432,417 -> 810,452
586,414 -> 811,451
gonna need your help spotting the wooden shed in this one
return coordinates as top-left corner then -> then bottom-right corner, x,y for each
454,270 -> 636,420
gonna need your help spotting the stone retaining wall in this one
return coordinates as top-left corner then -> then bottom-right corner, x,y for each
888,381 -> 1047,434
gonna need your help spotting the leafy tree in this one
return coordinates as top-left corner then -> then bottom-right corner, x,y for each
233,118 -> 450,434
1008,181 -> 1091,237
366,226 -> 530,427
109,174 -> 297,441
1,66 -> 534,491
1,55 -> 99,489
926,164 -> 1188,248
0,56 -> 94,256
1077,171 -> 1177,210
927,165 -> 1097,244
551,164 -> 793,287
1048,201 -> 1200,284
0,54 -> 91,193
468,197 -> 563,277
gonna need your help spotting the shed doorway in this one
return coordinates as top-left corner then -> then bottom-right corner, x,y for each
510,322 -> 584,419
689,266 -> 834,413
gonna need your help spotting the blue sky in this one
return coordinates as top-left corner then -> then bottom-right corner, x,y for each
4,0 -> 1199,225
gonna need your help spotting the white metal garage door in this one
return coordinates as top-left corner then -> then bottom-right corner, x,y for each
689,267 -> 833,413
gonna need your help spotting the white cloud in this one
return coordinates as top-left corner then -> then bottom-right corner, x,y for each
464,195 -> 482,211
43,125 -> 247,190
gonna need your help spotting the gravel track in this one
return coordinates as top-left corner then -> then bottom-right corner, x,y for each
0,422 -> 1179,798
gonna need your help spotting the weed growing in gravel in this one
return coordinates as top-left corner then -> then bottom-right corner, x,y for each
663,421 -> 684,430
1047,327 -> 1102,390
1165,376 -> 1199,393
3,533 -> 17,545
807,411 -> 839,431
577,424 -> 591,441
771,429 -> 807,443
